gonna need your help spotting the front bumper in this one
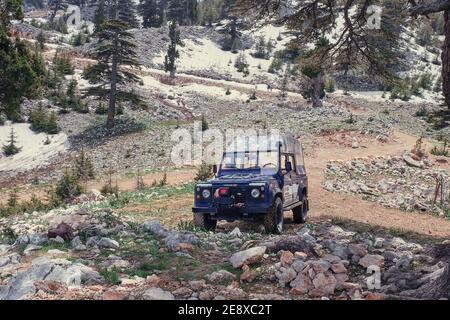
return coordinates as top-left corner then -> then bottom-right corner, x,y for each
192,203 -> 270,220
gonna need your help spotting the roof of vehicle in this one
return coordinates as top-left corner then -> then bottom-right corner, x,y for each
226,134 -> 302,154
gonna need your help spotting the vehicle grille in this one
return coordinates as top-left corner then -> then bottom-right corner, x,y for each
234,193 -> 245,204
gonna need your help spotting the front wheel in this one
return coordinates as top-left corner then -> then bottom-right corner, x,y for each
264,197 -> 284,234
193,213 -> 217,231
293,195 -> 308,224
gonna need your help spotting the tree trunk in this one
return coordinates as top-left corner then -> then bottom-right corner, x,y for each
107,32 -> 119,130
311,72 -> 324,108
443,10 -> 450,110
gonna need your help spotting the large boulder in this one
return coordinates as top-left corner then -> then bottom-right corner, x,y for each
0,258 -> 102,300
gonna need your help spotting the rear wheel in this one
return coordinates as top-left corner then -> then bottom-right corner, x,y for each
293,195 -> 308,224
264,197 -> 284,234
193,213 -> 217,231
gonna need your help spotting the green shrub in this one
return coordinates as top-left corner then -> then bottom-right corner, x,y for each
95,103 -> 108,115
434,77 -> 442,92
430,139 -> 449,157
201,115 -> 209,132
36,31 -> 46,50
419,73 -> 433,91
152,172 -> 167,187
55,171 -> 84,201
195,163 -> 213,182
74,150 -> 95,180
71,32 -> 88,46
29,105 -> 60,134
415,105 -> 428,117
324,76 -> 335,93
53,52 -> 74,75
344,114 -> 356,124
268,56 -> 283,73
100,266 -> 120,285
234,52 -> 249,74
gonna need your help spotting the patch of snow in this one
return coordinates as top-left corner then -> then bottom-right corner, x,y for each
0,123 -> 69,173
153,24 -> 295,81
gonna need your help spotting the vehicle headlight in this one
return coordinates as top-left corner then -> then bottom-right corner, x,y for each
251,188 -> 261,198
202,189 -> 211,199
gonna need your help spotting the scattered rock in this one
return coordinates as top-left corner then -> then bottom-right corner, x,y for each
229,246 -> 266,268
359,254 -> 385,269
229,227 -> 242,238
240,265 -> 257,283
290,274 -> 313,295
275,267 -> 297,286
103,290 -> 125,300
143,287 -> 175,300
207,270 -> 236,283
280,251 -> 294,267
312,272 -> 337,296
97,238 -> 120,250
47,223 -> 74,241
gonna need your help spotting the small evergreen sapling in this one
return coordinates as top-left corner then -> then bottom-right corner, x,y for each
2,128 -> 22,156
74,149 -> 95,181
195,163 -> 213,182
164,19 -> 182,78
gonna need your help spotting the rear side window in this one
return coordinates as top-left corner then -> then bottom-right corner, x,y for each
295,147 -> 306,174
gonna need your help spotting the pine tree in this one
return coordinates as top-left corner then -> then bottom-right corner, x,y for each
139,0 -> 162,28
164,19 -> 182,78
117,0 -> 140,29
93,0 -> 106,33
253,35 -> 267,59
235,0 -> 407,109
1,1 -> 47,122
48,0 -> 67,22
36,30 -> 46,50
83,12 -> 142,130
280,65 -> 290,99
74,149 -> 95,180
2,127 -> 22,156
166,0 -> 198,26
197,0 -> 221,26
223,18 -> 240,52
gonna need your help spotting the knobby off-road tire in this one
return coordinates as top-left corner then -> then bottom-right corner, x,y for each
193,213 -> 217,231
264,197 -> 284,234
293,195 -> 308,224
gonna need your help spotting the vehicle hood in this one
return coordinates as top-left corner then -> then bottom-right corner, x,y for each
209,173 -> 274,185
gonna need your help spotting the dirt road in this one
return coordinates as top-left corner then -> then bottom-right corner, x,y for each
105,130 -> 450,238
306,131 -> 450,238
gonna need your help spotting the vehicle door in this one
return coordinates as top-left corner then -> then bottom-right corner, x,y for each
295,147 -> 307,199
281,154 -> 297,206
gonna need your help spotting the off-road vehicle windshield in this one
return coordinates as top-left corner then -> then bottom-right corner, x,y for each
221,150 -> 279,175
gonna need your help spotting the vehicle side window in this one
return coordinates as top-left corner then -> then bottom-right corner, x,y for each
281,154 -> 295,175
295,149 -> 306,175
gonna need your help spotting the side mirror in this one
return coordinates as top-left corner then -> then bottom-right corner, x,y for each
285,161 -> 292,173
212,165 -> 218,175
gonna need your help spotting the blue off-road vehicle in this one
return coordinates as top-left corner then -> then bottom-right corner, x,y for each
192,136 -> 309,234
